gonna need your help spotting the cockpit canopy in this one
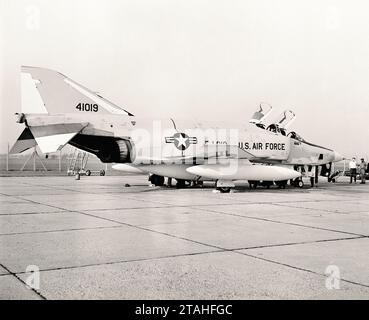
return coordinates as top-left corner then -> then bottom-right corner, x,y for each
249,102 -> 273,125
249,104 -> 303,140
266,123 -> 287,136
265,126 -> 304,141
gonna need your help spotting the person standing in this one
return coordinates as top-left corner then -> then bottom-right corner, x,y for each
359,158 -> 367,184
349,157 -> 357,184
308,165 -> 316,187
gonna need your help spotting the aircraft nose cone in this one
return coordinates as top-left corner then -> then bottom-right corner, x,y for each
333,151 -> 344,162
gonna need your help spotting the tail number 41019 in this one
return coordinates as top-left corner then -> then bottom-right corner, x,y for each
76,103 -> 98,112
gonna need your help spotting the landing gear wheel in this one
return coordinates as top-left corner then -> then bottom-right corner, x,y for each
150,175 -> 165,186
85,170 -> 91,176
217,187 -> 231,193
297,180 -> 304,188
99,170 -> 105,176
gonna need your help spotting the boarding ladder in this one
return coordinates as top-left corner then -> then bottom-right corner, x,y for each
67,148 -> 90,175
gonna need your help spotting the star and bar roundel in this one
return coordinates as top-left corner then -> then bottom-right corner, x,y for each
165,132 -> 198,151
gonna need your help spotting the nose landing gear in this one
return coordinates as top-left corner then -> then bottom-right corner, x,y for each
291,178 -> 304,188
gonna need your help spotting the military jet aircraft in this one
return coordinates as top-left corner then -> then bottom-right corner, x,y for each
11,66 -> 343,192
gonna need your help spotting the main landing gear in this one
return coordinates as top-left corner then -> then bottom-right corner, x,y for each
291,178 -> 304,188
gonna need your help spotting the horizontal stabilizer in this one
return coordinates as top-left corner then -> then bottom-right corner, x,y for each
29,123 -> 86,154
10,128 -> 37,154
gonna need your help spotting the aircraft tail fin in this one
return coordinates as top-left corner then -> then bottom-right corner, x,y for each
20,66 -> 134,116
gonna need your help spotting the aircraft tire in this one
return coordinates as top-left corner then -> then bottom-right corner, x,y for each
297,180 -> 304,188
85,170 -> 91,176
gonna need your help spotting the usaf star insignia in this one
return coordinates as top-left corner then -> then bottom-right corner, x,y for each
165,132 -> 197,150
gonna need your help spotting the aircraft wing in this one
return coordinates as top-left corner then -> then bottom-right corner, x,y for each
136,145 -> 258,164
31,123 -> 87,154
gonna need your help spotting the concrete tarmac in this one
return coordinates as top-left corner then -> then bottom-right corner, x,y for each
0,175 -> 368,299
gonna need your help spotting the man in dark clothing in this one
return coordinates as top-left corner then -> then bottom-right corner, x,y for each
359,158 -> 367,184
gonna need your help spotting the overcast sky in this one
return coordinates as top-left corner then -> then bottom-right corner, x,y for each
1,0 -> 369,158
